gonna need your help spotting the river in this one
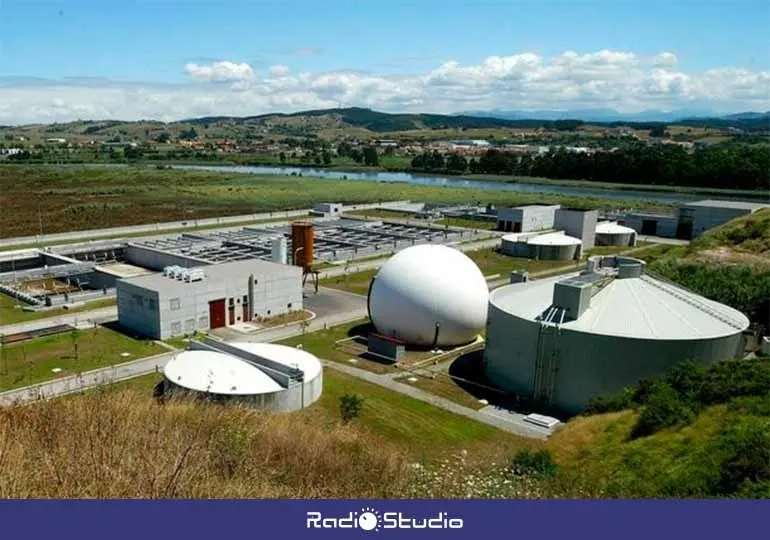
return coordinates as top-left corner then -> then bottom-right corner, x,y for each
172,164 -> 766,205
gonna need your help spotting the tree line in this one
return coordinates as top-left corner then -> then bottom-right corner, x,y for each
410,143 -> 769,190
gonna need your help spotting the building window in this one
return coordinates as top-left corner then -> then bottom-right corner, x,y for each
184,318 -> 195,333
198,316 -> 208,328
170,298 -> 181,310
287,302 -> 293,309
132,294 -> 143,311
170,322 -> 182,336
242,295 -> 248,304
228,298 -> 234,307
147,299 -> 156,311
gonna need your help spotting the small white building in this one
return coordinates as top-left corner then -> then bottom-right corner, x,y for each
497,205 -> 561,233
117,259 -> 302,339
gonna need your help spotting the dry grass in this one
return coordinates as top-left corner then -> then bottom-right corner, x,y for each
0,390 -> 410,498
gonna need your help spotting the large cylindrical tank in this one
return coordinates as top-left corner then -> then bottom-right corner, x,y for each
270,237 -> 288,264
483,272 -> 750,415
367,244 -> 489,347
291,221 -> 314,268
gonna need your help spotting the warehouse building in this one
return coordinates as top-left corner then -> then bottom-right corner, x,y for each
677,200 -> 770,239
117,260 -> 302,339
623,199 -> 769,240
484,256 -> 749,414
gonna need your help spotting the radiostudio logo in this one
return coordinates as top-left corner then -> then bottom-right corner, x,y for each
306,507 -> 464,532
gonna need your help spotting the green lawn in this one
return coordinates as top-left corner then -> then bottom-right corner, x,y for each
0,295 -> 116,326
276,318 -> 393,374
0,326 -> 167,390
466,248 -> 579,277
321,269 -> 377,296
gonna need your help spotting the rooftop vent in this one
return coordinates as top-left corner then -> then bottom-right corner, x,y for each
162,265 -> 205,283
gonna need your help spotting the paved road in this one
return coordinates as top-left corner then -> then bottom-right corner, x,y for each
0,201 -> 409,250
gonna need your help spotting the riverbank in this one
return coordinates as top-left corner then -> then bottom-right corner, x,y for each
4,159 -> 766,201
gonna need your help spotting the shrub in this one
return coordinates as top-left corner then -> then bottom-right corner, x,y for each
631,382 -> 696,438
339,393 -> 364,424
584,387 -> 635,414
715,416 -> 770,496
510,449 -> 559,478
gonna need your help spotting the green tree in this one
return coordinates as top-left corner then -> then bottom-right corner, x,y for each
362,146 -> 379,167
70,328 -> 81,362
339,393 -> 364,424
322,151 -> 332,166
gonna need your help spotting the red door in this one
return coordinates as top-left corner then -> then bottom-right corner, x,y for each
209,299 -> 226,329
228,305 -> 235,325
242,302 -> 250,322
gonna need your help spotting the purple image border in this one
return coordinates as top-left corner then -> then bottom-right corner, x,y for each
0,499 -> 767,540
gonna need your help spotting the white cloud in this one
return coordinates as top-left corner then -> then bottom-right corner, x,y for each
183,61 -> 254,82
1,51 -> 768,124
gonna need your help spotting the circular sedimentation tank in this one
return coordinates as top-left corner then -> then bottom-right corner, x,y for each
367,244 -> 489,347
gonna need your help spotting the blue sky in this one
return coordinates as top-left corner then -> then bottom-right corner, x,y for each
0,0 -> 768,123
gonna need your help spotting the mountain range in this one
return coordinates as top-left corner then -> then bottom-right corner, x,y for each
456,108 -> 770,123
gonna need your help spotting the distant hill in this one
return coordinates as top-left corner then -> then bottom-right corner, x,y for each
459,108 -> 770,126
4,107 -> 768,140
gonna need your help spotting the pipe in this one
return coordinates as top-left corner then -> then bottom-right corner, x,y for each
431,322 -> 441,350
366,277 -> 375,322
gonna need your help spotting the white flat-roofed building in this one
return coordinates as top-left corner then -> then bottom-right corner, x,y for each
117,259 -> 302,339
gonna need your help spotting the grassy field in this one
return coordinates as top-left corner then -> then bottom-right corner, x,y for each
0,295 -> 115,326
320,269 -> 377,296
0,165 -> 673,238
74,363 -> 531,462
276,318 -> 394,374
436,216 -> 497,230
0,326 -> 166,390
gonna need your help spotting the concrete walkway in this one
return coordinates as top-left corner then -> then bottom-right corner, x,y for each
0,306 -> 118,336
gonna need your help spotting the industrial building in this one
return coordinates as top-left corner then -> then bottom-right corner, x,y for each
595,221 -> 637,247
623,199 -> 769,239
496,205 -> 560,233
500,232 -> 582,260
677,200 -> 770,239
0,216 -> 477,313
496,207 -> 597,261
367,244 -> 489,347
554,208 -> 598,250
117,259 -> 302,339
161,339 -> 322,411
484,256 -> 750,414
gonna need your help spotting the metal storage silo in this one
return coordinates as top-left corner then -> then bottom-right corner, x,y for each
290,221 -> 314,269
270,236 -> 288,264
483,256 -> 749,414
